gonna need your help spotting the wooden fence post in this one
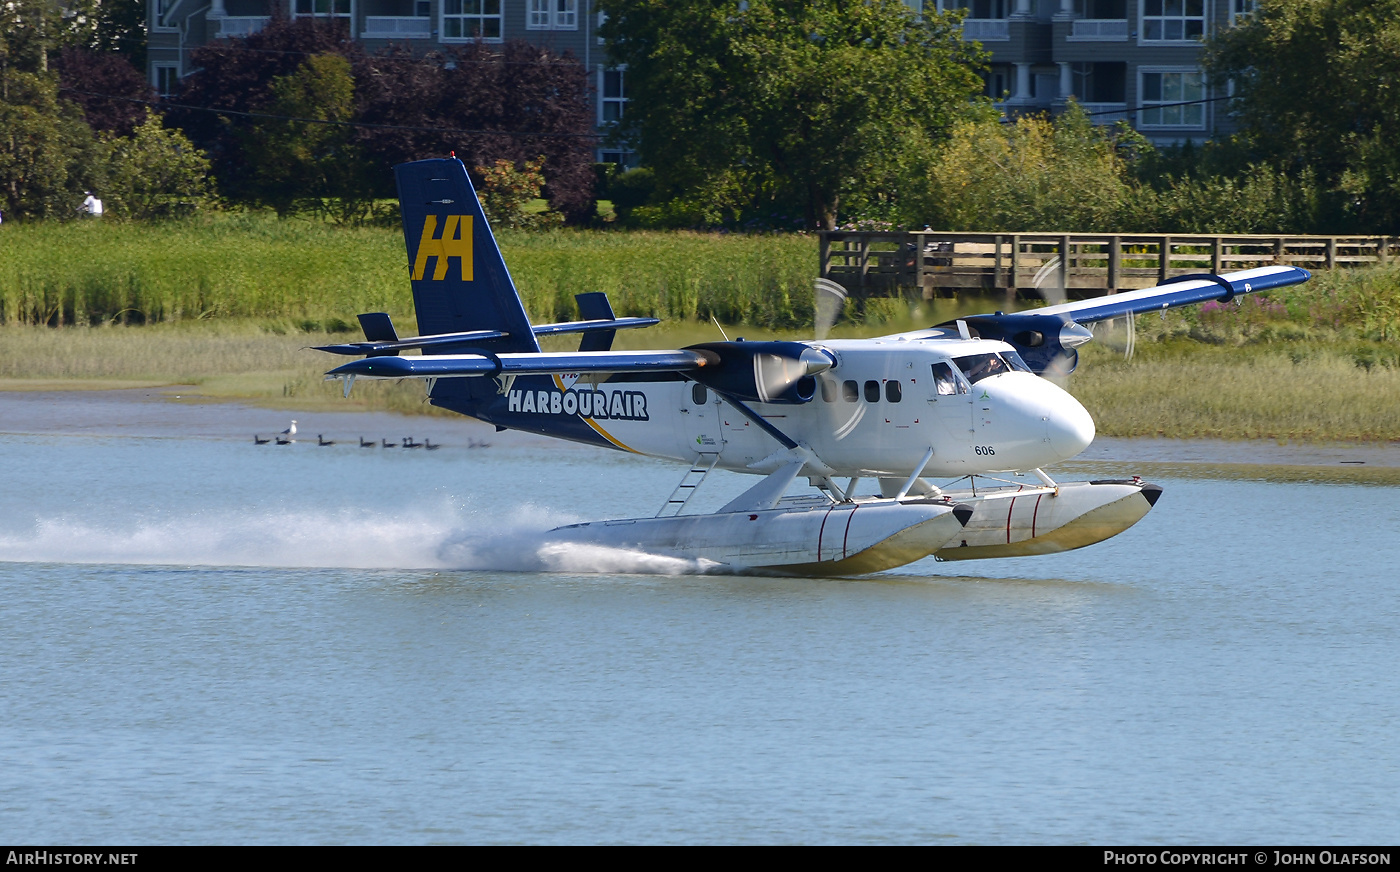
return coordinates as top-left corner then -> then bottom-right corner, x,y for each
1159,236 -> 1171,284
1059,234 -> 1070,292
1108,235 -> 1121,290
1010,234 -> 1020,296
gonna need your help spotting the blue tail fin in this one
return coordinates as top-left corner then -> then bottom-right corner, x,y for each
394,158 -> 540,354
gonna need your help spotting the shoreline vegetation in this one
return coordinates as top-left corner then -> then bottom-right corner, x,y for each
3,217 -> 1399,444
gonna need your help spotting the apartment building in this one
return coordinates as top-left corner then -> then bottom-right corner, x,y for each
146,0 -> 633,162
933,0 -> 1257,143
147,0 -> 1252,162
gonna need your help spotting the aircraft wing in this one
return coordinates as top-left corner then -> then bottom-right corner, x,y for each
1024,265 -> 1311,324
326,349 -> 709,380
901,264 -> 1313,375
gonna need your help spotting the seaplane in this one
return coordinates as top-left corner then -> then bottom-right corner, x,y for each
317,158 -> 1311,575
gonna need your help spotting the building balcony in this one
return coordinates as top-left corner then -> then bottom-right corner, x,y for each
217,16 -> 271,37
962,19 -> 1011,42
362,16 -> 432,39
1067,19 -> 1129,41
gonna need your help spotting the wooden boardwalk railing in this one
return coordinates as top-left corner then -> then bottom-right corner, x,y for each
819,232 -> 1397,300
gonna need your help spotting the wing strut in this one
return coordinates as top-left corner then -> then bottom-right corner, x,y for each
712,391 -> 799,450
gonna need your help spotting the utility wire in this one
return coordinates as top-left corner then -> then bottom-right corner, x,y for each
995,92 -> 1238,124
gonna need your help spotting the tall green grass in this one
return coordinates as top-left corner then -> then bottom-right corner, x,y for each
0,216 -> 818,330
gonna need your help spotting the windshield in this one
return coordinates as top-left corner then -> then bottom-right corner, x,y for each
957,352 -> 1013,383
953,352 -> 1022,384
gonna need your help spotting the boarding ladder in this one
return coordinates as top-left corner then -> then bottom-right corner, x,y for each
656,453 -> 721,517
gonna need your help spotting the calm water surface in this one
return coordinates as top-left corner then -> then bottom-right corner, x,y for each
1,416 -> 1397,844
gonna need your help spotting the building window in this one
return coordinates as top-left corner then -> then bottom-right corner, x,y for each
1141,0 -> 1205,42
154,0 -> 178,29
1139,69 -> 1206,127
1072,62 -> 1126,103
527,0 -> 578,30
977,0 -> 1008,16
443,0 -> 503,40
294,0 -> 352,18
982,65 -> 1010,101
1229,0 -> 1255,21
600,66 -> 627,125
154,65 -> 180,98
1075,0 -> 1127,17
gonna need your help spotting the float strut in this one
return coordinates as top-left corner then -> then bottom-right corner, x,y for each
1031,467 -> 1059,491
895,447 -> 936,500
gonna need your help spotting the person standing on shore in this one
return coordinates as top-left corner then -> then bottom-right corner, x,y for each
80,191 -> 103,218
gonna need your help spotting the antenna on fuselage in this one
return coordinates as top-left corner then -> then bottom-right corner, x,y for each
710,315 -> 730,342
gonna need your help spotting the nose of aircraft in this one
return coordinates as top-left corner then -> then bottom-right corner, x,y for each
1045,389 -> 1096,459
987,372 -> 1096,463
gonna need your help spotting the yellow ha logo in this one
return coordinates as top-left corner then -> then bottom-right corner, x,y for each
411,215 -> 473,281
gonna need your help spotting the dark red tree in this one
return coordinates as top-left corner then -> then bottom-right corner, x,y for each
357,41 -> 595,221
172,17 -> 596,220
55,47 -> 155,137
171,16 -> 365,202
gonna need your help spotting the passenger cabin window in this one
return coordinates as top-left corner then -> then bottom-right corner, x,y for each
842,380 -> 859,402
864,380 -> 880,403
691,383 -> 707,405
885,380 -> 902,403
819,376 -> 837,402
955,352 -> 1012,384
932,361 -> 968,395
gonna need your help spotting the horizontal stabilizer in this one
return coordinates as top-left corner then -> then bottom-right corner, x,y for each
314,328 -> 510,357
314,319 -> 659,356
532,317 -> 661,337
326,349 -> 709,379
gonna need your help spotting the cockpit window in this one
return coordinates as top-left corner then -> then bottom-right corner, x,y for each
931,361 -> 967,395
1003,350 -> 1033,373
954,352 -> 1013,384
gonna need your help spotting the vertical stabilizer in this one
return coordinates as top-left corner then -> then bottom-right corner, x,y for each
394,158 -> 540,353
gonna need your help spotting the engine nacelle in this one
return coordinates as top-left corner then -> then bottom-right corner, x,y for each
684,341 -> 832,405
948,313 -> 1092,376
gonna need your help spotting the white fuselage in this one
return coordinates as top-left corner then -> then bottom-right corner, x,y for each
548,337 -> 1096,479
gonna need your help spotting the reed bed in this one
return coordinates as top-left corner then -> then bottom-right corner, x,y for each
1072,343 -> 1400,442
0,217 -> 817,330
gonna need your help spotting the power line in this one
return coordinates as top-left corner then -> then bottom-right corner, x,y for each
999,93 -> 1238,124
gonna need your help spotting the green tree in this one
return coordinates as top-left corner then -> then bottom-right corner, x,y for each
100,111 -> 210,219
0,68 -> 98,219
599,0 -> 988,230
1205,0 -> 1400,229
475,157 -> 564,230
239,52 -> 374,221
919,103 -> 1139,232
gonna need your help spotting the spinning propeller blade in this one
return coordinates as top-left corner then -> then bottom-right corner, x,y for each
814,278 -> 848,341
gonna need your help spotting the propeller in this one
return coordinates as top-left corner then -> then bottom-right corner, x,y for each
685,341 -> 832,405
814,277 -> 848,341
1089,311 -> 1137,361
1031,254 -> 1066,307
